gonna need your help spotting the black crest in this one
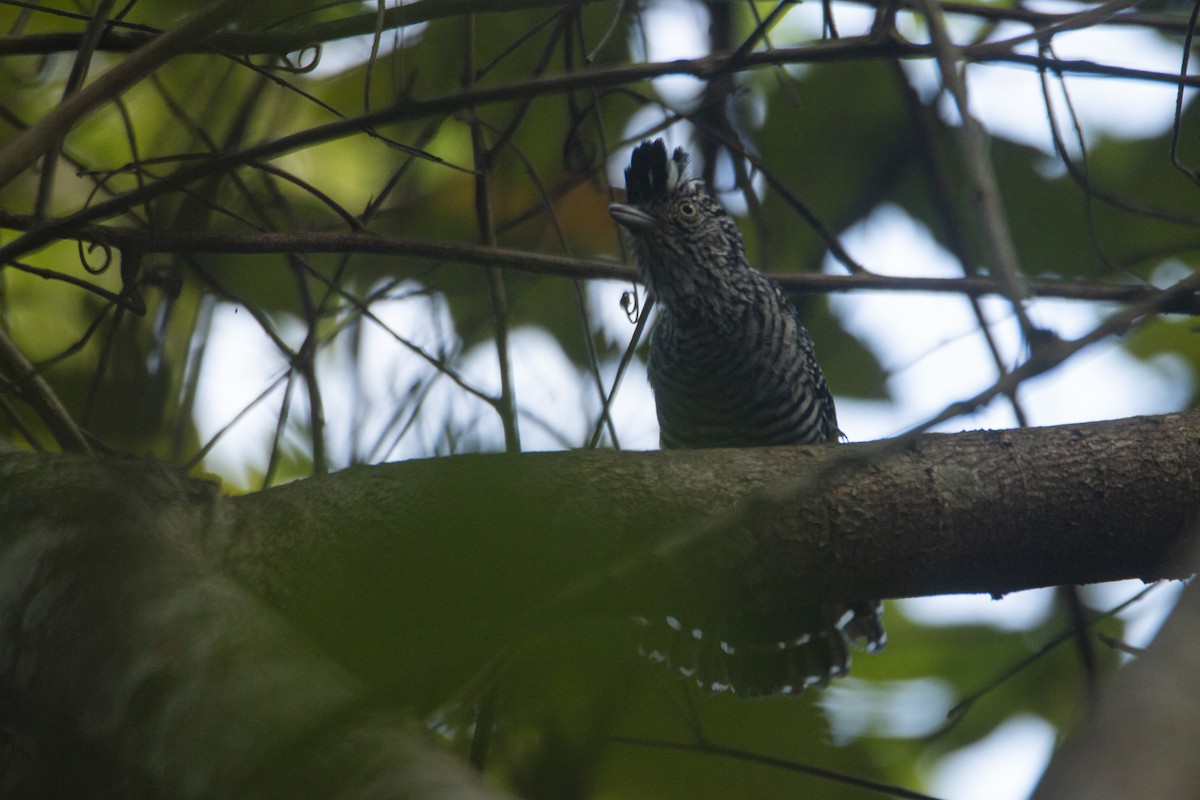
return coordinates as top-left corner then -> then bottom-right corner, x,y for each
624,139 -> 689,205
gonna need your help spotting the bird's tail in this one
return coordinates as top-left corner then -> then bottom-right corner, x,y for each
634,602 -> 884,699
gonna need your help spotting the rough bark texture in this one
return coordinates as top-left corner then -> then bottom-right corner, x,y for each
0,455 -> 511,800
210,410 -> 1200,701
0,410 -> 1197,795
227,411 -> 1198,602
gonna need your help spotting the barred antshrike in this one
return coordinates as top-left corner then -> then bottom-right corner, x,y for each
608,139 -> 883,696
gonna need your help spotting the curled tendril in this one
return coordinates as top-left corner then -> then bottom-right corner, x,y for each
620,289 -> 641,324
279,44 -> 322,74
78,239 -> 113,275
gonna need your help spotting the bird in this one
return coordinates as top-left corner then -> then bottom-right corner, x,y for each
607,138 -> 883,697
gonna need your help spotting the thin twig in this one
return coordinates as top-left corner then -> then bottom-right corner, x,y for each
2,0 -> 1192,59
465,14 -> 520,454
587,295 -> 653,450
0,327 -> 93,455
7,38 -> 1199,266
0,0 -> 242,190
1040,48 -> 1200,245
33,0 -> 114,220
936,583 -> 1160,736
917,0 -> 1039,342
609,736 -> 942,800
892,61 -> 1028,425
186,369 -> 290,470
1171,0 -> 1200,182
263,367 -> 298,488
967,0 -> 1144,58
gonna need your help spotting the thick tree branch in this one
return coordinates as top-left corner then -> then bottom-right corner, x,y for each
212,411 -> 1200,701
0,411 -> 1195,786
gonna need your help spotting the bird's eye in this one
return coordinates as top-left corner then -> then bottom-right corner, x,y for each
677,199 -> 698,218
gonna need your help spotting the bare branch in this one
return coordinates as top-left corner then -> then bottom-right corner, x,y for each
0,328 -> 93,455
8,221 -> 1192,312
918,0 -> 1039,339
0,0 -> 1194,59
0,0 -> 242,190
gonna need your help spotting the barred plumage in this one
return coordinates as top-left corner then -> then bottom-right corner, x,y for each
608,139 -> 883,697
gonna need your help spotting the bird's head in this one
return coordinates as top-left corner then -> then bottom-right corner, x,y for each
608,139 -> 748,307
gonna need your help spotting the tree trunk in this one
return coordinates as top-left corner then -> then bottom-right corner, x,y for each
1031,539 -> 1200,799
0,455 -> 511,800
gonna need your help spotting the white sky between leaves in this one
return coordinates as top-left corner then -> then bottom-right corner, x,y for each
192,4 -> 1194,798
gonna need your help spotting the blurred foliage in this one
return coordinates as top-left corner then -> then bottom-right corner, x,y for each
0,0 -> 1195,798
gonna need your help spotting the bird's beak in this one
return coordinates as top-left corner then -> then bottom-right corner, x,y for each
608,202 -> 656,232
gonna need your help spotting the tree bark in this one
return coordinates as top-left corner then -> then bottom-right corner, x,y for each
213,410 -> 1199,700
0,409 -> 1196,794
1031,538 -> 1200,799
